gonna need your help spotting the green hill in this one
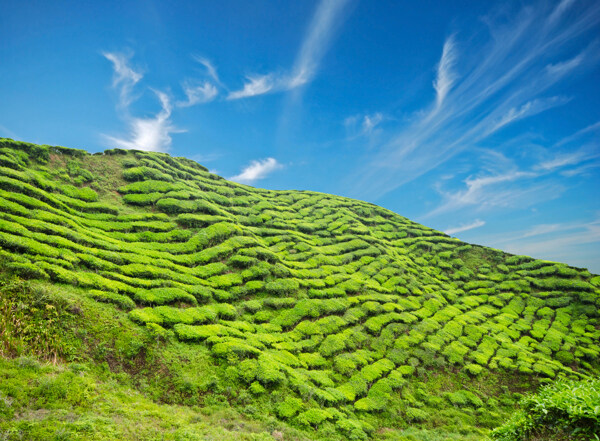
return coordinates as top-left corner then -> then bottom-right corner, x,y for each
1,138 -> 599,440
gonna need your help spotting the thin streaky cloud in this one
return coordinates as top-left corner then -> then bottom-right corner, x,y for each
536,146 -> 599,171
444,219 -> 485,235
469,216 -> 600,272
228,0 -> 350,100
0,124 -> 19,140
561,161 -> 600,177
229,158 -> 283,184
351,1 -> 600,200
498,218 -> 600,271
433,35 -> 457,108
289,0 -> 350,88
427,170 -> 539,218
193,56 -> 222,86
487,96 -> 570,135
177,80 -> 218,107
102,51 -> 143,107
555,120 -> 600,147
227,75 -> 275,100
548,0 -> 576,24
362,113 -> 384,134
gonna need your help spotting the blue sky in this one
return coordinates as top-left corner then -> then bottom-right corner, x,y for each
1,0 -> 599,273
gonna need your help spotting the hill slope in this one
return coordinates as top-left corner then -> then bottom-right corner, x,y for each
0,138 -> 599,440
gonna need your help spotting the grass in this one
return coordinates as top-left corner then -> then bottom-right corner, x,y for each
0,137 -> 599,440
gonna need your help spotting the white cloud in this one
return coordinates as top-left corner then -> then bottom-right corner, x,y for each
352,2 -> 600,199
288,0 -> 350,88
561,161 -> 600,177
487,96 -> 570,135
490,217 -> 600,272
537,147 -> 598,171
230,158 -> 283,184
178,80 -> 218,107
433,35 -> 457,108
548,0 -> 576,24
345,112 -> 385,138
427,170 -> 540,217
362,113 -> 384,134
193,56 -> 222,86
444,219 -> 485,235
228,0 -> 349,100
227,75 -> 275,100
105,89 -> 182,152
102,51 -> 143,107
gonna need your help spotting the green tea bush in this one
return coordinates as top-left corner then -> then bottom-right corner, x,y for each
278,396 -> 304,418
60,184 -> 98,202
296,408 -> 334,427
134,288 -> 197,305
265,278 -> 300,295
122,192 -> 163,205
89,290 -> 135,310
491,377 -> 600,441
122,166 -> 174,182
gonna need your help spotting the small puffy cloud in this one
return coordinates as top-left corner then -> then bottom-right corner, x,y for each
230,158 -> 283,184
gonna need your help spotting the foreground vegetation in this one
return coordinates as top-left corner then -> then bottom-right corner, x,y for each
0,138 -> 599,439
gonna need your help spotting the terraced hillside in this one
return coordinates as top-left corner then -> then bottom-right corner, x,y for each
1,138 -> 599,440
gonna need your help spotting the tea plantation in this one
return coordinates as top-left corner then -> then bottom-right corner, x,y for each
0,138 -> 599,440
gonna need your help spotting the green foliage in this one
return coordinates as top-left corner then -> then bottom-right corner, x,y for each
2,140 -> 600,441
491,377 -> 600,441
134,288 -> 197,305
0,277 -> 79,361
89,289 -> 135,310
61,184 -> 98,202
278,396 -> 304,418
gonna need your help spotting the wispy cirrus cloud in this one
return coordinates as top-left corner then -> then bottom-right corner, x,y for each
427,119 -> 599,219
288,0 -> 350,88
193,56 -> 222,86
433,35 -> 457,108
103,52 -> 182,152
102,51 -> 143,107
229,158 -> 283,184
344,112 -> 385,138
427,169 -> 546,218
105,89 -> 182,152
227,0 -> 350,100
352,1 -> 600,199
483,216 -> 600,272
444,219 -> 485,235
227,74 -> 276,100
177,80 -> 218,107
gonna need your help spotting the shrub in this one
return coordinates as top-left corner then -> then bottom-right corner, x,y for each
491,377 -> 600,441
296,408 -> 333,426
265,278 -> 300,295
134,288 -> 197,305
89,290 -> 135,310
6,261 -> 49,280
278,397 -> 304,418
